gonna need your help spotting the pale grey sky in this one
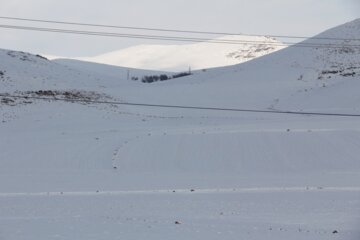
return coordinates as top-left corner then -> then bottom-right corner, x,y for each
0,0 -> 359,57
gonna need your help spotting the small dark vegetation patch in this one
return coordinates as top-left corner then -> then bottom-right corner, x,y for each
141,72 -> 192,83
319,66 -> 359,79
341,72 -> 356,77
1,97 -> 15,104
35,54 -> 48,61
321,70 -> 341,75
1,90 -> 112,107
0,70 -> 5,80
26,90 -> 110,103
7,51 -> 46,63
172,72 -> 192,79
0,93 -> 32,106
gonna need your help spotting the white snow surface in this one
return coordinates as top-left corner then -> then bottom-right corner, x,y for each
50,35 -> 284,71
1,19 -> 360,239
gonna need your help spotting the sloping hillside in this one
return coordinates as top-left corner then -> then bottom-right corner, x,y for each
113,19 -> 360,113
0,49 -> 169,92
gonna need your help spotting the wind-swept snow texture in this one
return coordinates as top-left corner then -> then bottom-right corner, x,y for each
1,19 -> 360,239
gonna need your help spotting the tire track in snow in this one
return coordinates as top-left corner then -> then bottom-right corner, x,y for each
1,187 -> 360,198
110,125 -> 360,169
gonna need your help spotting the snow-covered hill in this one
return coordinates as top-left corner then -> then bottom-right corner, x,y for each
126,18 -> 360,112
1,19 -> 360,240
51,35 -> 284,71
1,18 -> 360,188
0,49 -> 173,94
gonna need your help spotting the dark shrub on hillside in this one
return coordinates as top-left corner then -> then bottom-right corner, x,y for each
159,74 -> 169,81
141,72 -> 192,83
172,72 -> 192,78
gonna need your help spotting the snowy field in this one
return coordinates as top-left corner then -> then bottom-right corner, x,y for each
1,102 -> 360,240
1,188 -> 359,240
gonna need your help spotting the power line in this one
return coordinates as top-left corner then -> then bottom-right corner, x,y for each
1,24 -> 360,49
1,93 -> 360,117
0,16 -> 359,42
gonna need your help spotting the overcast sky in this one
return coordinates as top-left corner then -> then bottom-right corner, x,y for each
0,0 -> 359,57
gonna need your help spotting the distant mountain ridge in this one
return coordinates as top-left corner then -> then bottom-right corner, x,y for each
51,35 -> 285,71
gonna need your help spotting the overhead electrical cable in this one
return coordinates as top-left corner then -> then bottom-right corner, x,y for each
0,16 -> 360,42
1,94 -> 360,118
0,24 -> 360,49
